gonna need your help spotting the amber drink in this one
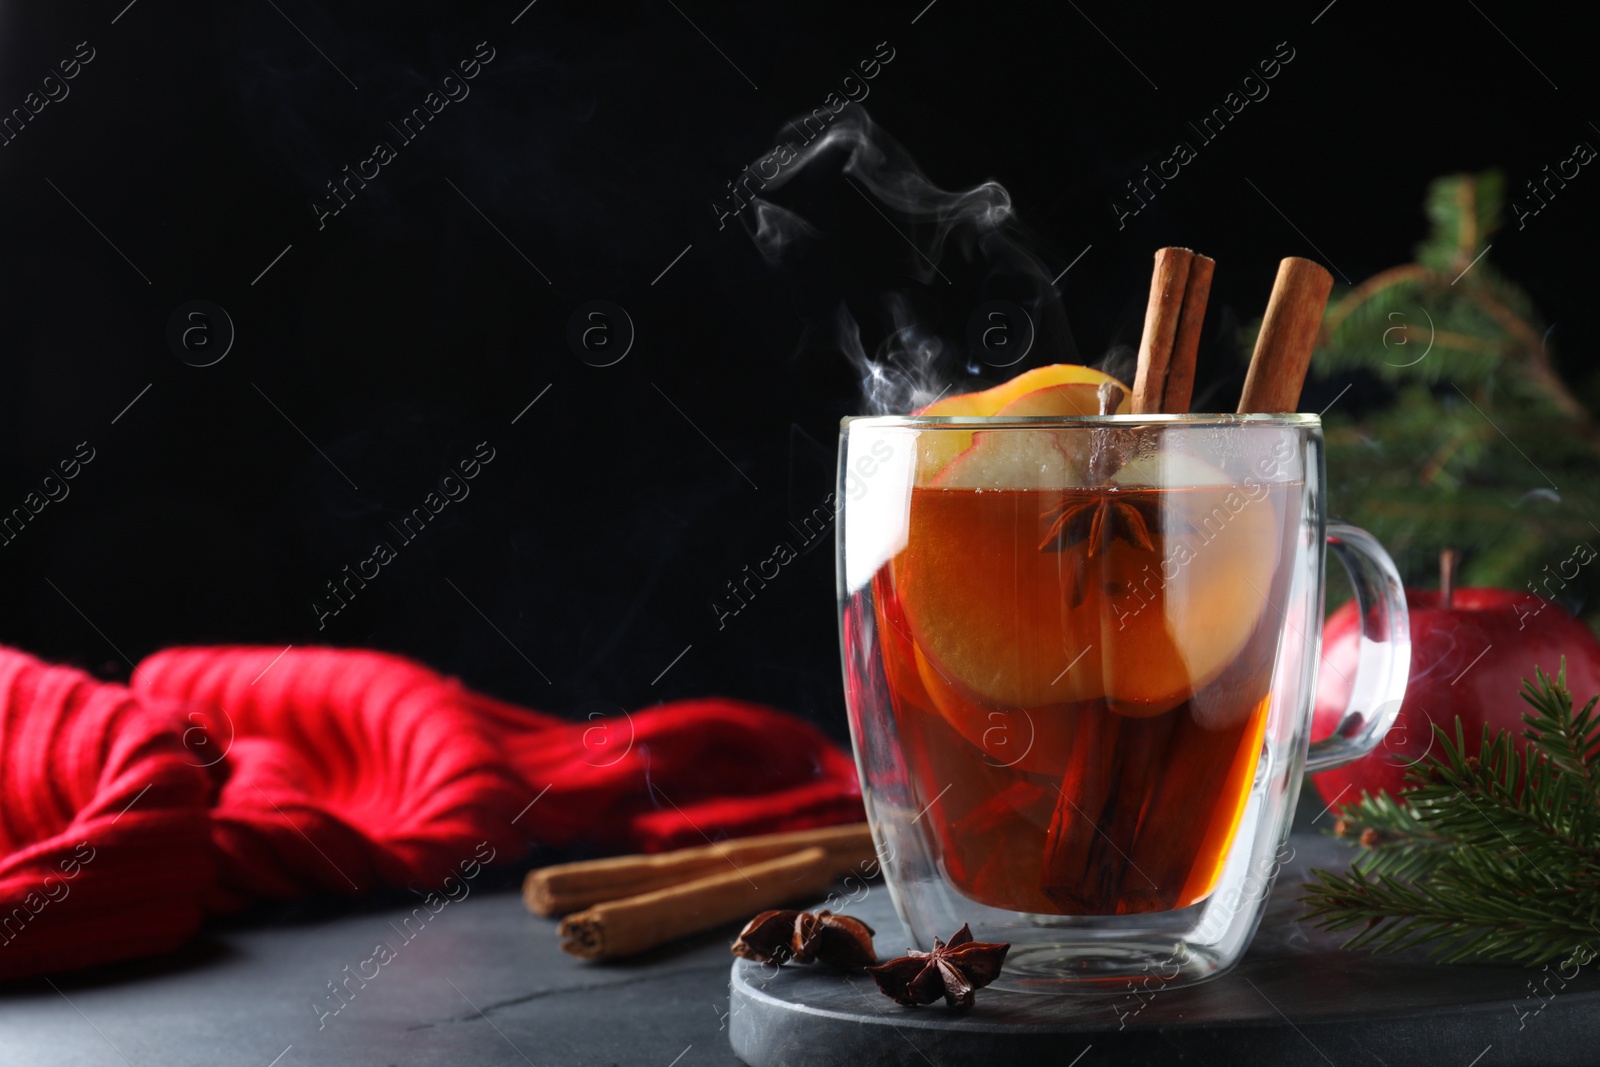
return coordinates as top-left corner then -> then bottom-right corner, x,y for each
840,415 -> 1410,987
876,479 -> 1297,915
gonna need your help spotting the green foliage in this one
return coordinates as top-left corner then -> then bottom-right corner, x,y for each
1302,665 -> 1600,967
1248,172 -> 1600,608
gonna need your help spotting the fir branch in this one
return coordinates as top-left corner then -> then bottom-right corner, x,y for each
1242,170 -> 1600,612
1303,663 -> 1600,966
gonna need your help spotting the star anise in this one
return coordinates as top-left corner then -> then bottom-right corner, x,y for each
732,909 -> 802,963
731,909 -> 877,971
1037,493 -> 1158,556
866,923 -> 1010,1008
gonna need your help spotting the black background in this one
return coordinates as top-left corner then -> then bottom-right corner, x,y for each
1,0 -> 1595,741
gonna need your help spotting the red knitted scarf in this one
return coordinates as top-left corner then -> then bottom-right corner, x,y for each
0,645 -> 861,979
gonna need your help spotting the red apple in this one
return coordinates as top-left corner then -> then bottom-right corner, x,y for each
1309,559 -> 1600,807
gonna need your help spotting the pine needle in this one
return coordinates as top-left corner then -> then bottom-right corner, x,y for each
1303,662 -> 1600,967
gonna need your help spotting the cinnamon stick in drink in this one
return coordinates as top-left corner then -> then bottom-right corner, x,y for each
1118,256 -> 1329,908
1130,246 -> 1216,415
1163,254 -> 1215,415
1041,380 -> 1138,909
1041,706 -> 1122,912
1042,246 -> 1219,909
558,847 -> 836,960
524,823 -> 874,916
1131,247 -> 1194,415
1237,257 -> 1334,413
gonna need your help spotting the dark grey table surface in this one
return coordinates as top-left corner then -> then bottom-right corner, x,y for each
2,831 -> 1594,1067
730,835 -> 1600,1066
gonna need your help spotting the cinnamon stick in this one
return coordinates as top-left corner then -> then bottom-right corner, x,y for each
1041,380 -> 1139,904
1162,254 -> 1215,415
524,822 -> 874,916
1237,257 -> 1334,413
1131,247 -> 1193,415
557,847 -> 837,960
1040,250 -> 1218,909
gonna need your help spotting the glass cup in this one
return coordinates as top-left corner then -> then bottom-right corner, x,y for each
837,413 -> 1409,991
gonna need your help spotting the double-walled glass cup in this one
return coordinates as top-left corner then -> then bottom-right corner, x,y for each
837,414 -> 1409,990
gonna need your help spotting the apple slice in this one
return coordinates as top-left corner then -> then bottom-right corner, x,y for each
932,431 -> 1090,489
994,382 -> 1121,418
914,392 -> 991,418
897,443 -> 1282,719
913,393 -> 995,478
915,364 -> 1126,419
1098,452 -> 1281,720
912,364 -> 1130,483
919,364 -> 1126,417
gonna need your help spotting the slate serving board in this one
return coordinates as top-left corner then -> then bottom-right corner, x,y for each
729,833 -> 1600,1067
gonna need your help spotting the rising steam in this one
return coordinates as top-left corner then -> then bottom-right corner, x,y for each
832,293 -> 952,415
735,108 -> 1087,414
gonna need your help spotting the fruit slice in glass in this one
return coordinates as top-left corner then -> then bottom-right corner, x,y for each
901,436 -> 1280,713
913,365 -> 1131,483
887,423 -> 1291,914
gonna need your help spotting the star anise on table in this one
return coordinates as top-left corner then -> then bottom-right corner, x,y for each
731,909 -> 877,971
1037,493 -> 1159,556
866,924 -> 1011,1008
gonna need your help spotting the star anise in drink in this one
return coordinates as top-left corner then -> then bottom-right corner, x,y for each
1036,389 -> 1160,561
866,923 -> 1010,1008
1037,492 -> 1158,556
1038,489 -> 1162,607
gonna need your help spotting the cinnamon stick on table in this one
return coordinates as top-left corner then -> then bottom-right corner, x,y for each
524,822 -> 875,916
1237,257 -> 1334,413
558,847 -> 838,960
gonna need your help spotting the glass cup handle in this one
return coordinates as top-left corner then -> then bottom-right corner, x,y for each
1304,522 -> 1412,774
